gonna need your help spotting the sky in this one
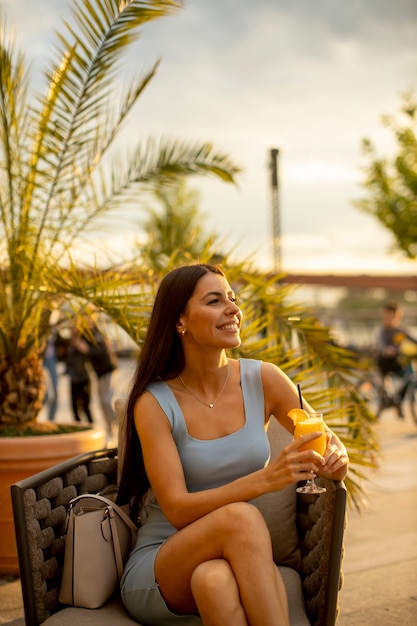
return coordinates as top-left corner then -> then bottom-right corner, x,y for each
3,0 -> 417,275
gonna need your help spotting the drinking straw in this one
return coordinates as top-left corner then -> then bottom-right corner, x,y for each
297,383 -> 303,409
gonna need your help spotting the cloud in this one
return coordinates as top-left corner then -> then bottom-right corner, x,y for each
285,160 -> 358,184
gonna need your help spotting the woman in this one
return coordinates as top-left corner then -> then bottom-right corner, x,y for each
117,263 -> 348,626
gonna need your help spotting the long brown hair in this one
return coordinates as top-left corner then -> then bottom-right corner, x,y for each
116,263 -> 225,518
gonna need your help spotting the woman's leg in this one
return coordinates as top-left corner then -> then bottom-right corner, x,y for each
80,381 -> 93,423
97,372 -> 117,434
155,501 -> 289,626
70,382 -> 81,421
47,357 -> 58,421
191,559 -> 248,626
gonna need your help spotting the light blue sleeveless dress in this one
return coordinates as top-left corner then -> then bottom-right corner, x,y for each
121,359 -> 270,625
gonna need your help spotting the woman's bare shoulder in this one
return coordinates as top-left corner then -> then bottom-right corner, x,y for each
134,388 -> 171,432
260,360 -> 286,382
260,361 -> 300,431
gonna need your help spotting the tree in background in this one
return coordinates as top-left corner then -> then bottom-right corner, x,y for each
0,0 -> 240,434
139,180 -> 223,269
355,92 -> 417,259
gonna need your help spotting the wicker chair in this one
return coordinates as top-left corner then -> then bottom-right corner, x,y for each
11,436 -> 346,626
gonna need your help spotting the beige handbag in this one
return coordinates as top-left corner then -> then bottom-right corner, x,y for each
59,493 -> 138,608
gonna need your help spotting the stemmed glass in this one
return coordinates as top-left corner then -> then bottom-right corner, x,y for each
294,412 -> 327,494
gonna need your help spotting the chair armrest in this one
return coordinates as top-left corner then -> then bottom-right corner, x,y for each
296,479 -> 347,626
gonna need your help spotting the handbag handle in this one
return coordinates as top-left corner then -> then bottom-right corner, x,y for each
70,493 -> 138,579
71,493 -> 138,532
107,507 -> 124,579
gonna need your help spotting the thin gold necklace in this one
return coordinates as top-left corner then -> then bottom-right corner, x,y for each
178,367 -> 229,409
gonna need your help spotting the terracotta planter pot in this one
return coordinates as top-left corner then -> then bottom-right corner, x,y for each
0,424 -> 107,575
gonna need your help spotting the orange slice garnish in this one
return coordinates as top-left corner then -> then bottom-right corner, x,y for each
288,408 -> 310,425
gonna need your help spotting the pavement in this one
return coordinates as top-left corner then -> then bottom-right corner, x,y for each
1,379 -> 417,624
337,408 -> 417,625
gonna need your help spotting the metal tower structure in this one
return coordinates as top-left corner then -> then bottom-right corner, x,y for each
269,148 -> 281,273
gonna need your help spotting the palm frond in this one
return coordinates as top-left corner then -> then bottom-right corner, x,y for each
25,2 -> 181,261
0,30 -> 31,242
129,137 -> 242,187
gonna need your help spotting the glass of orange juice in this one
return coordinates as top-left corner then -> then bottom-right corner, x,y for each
294,412 -> 326,494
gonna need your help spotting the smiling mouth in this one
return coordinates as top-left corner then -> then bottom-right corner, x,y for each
218,323 -> 239,331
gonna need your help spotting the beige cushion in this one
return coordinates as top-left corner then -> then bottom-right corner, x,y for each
42,597 -> 137,625
279,566 -> 310,626
44,573 -> 308,626
252,418 -> 301,570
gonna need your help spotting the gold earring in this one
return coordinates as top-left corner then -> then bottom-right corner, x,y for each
181,329 -> 186,335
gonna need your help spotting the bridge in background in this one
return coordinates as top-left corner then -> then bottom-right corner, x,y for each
281,273 -> 417,291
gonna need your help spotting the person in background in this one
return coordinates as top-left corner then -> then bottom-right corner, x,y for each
376,301 -> 417,417
42,329 -> 58,421
66,325 -> 94,424
75,319 -> 118,442
117,263 -> 348,626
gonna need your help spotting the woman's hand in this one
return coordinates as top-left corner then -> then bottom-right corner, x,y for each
264,432 -> 326,492
318,433 -> 349,481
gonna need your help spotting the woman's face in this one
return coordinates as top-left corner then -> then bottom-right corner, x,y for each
178,272 -> 242,350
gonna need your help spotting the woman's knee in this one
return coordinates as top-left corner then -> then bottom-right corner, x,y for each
191,559 -> 242,617
216,502 -> 273,563
191,559 -> 234,596
219,502 -> 269,539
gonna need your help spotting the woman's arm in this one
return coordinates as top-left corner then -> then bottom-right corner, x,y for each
135,391 -> 326,529
261,361 -> 348,481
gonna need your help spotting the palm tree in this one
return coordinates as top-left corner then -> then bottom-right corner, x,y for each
0,0 -> 377,509
0,0 -> 240,434
137,180 -> 224,268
